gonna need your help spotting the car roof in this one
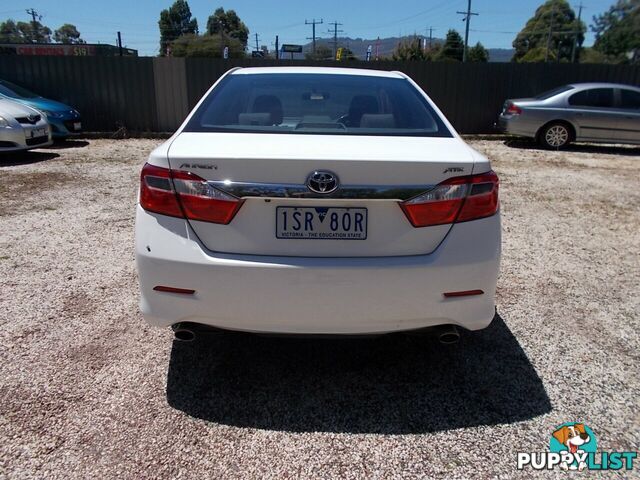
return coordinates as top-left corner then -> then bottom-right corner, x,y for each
567,82 -> 640,91
230,66 -> 405,79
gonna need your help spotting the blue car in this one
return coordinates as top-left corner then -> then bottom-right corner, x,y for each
0,79 -> 82,139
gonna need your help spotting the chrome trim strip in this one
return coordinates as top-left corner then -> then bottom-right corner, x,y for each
208,180 -> 434,200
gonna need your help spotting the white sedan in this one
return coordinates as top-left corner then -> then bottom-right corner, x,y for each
0,98 -> 52,152
136,67 -> 500,342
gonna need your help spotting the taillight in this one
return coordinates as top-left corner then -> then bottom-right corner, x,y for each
505,102 -> 522,115
400,171 -> 499,227
140,163 -> 243,224
140,163 -> 183,217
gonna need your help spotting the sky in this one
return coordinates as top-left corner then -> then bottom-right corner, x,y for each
0,0 -> 616,56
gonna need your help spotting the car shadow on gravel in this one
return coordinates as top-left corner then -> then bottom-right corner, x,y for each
0,151 -> 60,167
166,313 -> 552,434
504,138 -> 640,156
46,139 -> 90,150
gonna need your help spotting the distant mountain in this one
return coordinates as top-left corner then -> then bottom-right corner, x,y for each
486,48 -> 515,62
292,36 -> 514,62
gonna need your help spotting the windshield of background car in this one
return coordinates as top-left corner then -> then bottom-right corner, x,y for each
184,73 -> 452,137
0,80 -> 40,99
535,85 -> 574,100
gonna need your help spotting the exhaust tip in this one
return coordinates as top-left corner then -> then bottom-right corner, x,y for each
438,326 -> 460,344
172,323 -> 195,342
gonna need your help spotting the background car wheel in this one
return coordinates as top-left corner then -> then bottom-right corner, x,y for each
539,123 -> 572,149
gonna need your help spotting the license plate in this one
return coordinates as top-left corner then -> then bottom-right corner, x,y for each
276,206 -> 367,240
30,128 -> 46,138
73,122 -> 81,131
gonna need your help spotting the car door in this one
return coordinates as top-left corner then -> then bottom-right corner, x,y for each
616,89 -> 640,144
566,88 -> 619,142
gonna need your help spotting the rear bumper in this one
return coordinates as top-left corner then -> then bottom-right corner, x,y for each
498,114 -> 538,138
135,206 -> 501,334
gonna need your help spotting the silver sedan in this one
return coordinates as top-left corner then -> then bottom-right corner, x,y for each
498,82 -> 640,148
0,98 -> 52,153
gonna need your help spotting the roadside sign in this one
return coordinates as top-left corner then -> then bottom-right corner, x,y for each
366,44 -> 372,61
281,44 -> 302,53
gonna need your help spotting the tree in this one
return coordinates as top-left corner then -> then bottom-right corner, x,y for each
206,8 -> 249,48
520,45 -> 556,62
579,47 -> 608,63
305,44 -> 333,60
171,33 -> 245,58
159,0 -> 198,56
512,0 -> 585,62
591,0 -> 640,62
18,20 -> 51,43
392,37 -> 427,61
436,29 -> 464,61
341,47 -> 357,60
467,41 -> 489,62
0,20 -> 24,43
54,24 -> 84,44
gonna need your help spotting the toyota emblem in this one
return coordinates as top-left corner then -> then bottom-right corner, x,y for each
306,170 -> 339,194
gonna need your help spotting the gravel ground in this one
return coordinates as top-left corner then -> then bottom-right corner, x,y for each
0,138 -> 638,479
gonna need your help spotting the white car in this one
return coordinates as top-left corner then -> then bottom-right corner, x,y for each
136,67 -> 501,342
0,98 -> 52,152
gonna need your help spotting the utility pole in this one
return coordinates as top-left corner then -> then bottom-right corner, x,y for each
220,21 -> 226,58
25,8 -> 41,43
457,0 -> 478,62
305,18 -> 323,53
327,20 -> 343,60
427,26 -> 436,49
254,33 -> 260,52
275,35 -> 279,60
117,31 -> 123,56
545,4 -> 555,62
571,2 -> 584,63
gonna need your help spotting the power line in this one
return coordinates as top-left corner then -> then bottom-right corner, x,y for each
470,28 -> 582,35
327,20 -> 343,59
457,0 -> 478,62
363,0 -> 459,30
305,18 -> 323,53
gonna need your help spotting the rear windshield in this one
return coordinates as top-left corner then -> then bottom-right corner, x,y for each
0,80 -> 40,99
185,73 -> 452,137
535,85 -> 574,100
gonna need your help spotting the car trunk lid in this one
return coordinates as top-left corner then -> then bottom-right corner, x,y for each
167,132 -> 477,257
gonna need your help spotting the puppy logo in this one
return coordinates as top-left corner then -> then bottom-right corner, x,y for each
550,423 -> 596,471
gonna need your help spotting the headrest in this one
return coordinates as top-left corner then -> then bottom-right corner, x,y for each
359,114 -> 396,129
238,112 -> 272,126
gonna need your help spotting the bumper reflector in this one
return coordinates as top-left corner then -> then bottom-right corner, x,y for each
153,286 -> 196,295
443,289 -> 484,298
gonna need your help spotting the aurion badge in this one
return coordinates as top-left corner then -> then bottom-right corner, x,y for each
306,170 -> 339,194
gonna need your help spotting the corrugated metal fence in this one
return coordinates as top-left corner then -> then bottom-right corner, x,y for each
0,56 -> 639,134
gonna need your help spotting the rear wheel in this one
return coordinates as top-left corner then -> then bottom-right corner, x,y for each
539,122 -> 572,149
